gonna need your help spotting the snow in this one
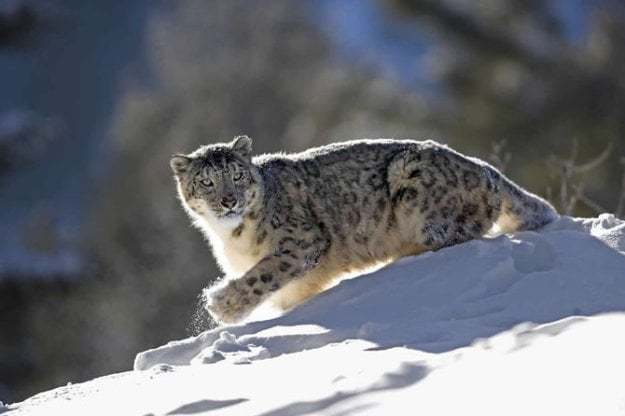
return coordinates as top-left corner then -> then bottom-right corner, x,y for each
6,214 -> 625,415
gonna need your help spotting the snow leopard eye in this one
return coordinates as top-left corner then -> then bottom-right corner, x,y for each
233,172 -> 243,181
200,178 -> 213,187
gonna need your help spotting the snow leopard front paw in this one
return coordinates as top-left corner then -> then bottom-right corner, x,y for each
204,279 -> 256,324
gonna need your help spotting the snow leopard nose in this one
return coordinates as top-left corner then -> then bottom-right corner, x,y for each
221,194 -> 237,209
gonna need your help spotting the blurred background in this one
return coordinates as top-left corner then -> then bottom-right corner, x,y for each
1,0 -> 624,403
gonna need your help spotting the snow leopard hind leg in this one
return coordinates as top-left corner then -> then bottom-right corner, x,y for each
388,141 -> 557,252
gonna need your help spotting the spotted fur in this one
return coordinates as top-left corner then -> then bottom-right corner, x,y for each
171,136 -> 558,324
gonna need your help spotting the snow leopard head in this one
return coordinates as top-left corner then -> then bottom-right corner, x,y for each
170,135 -> 263,224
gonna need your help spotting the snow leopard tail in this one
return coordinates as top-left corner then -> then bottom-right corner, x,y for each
490,168 -> 559,233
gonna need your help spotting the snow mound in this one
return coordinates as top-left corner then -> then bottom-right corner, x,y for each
8,214 -> 625,416
135,214 -> 625,370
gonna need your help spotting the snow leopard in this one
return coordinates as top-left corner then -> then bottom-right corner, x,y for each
170,136 -> 558,324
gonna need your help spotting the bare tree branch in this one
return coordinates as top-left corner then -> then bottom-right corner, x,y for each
574,141 -> 614,173
573,184 -> 608,214
489,139 -> 511,173
548,139 -> 614,216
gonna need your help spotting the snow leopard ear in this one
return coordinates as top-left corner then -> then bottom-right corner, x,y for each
231,135 -> 253,160
170,154 -> 192,175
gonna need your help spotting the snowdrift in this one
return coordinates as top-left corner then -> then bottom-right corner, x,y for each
6,214 -> 625,415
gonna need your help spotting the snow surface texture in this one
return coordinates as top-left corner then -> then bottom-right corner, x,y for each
7,214 -> 625,415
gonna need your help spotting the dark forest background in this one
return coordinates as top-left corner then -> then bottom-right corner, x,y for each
1,0 -> 624,403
